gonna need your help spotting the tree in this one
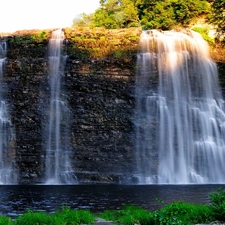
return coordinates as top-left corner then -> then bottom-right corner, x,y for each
171,0 -> 210,25
93,0 -> 139,28
135,0 -> 210,30
72,0 -> 213,31
136,1 -> 176,30
209,0 -> 225,32
72,13 -> 94,27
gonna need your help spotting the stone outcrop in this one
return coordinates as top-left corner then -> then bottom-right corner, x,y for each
2,28 -> 141,184
0,27 -> 225,184
210,41 -> 225,97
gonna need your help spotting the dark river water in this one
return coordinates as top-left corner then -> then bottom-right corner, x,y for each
0,184 -> 224,218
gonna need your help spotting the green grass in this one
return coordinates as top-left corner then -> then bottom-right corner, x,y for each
100,202 -> 213,225
191,27 -> 215,43
99,205 -> 153,225
14,211 -> 52,225
54,207 -> 95,225
0,215 -> 11,225
13,207 -> 95,225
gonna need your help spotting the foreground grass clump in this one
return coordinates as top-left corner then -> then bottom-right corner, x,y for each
210,187 -> 225,221
14,207 -> 95,225
0,215 -> 11,225
14,211 -> 52,225
100,203 -> 213,225
151,201 -> 213,225
54,207 -> 95,225
100,205 -> 152,225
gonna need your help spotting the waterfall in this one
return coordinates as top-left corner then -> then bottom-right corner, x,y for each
45,30 -> 77,184
135,30 -> 225,184
0,38 -> 16,184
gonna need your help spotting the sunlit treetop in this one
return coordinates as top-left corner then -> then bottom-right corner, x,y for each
72,0 -> 223,32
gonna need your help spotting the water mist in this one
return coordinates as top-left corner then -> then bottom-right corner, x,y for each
45,30 -> 77,184
0,38 -> 16,184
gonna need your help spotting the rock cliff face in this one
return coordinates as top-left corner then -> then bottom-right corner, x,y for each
210,41 -> 225,97
1,28 -> 225,184
2,28 -> 141,184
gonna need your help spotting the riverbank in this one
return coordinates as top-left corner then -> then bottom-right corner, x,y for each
0,188 -> 224,225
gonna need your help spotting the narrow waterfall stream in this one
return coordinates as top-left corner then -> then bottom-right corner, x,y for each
0,39 -> 16,184
135,30 -> 225,184
45,30 -> 77,184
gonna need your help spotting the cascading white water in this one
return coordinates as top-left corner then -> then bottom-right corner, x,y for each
135,29 -> 225,184
45,30 -> 77,184
0,38 -> 16,184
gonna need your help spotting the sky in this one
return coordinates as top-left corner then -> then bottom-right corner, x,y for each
0,0 -> 100,33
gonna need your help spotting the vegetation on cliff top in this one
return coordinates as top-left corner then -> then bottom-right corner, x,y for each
63,27 -> 141,60
9,30 -> 51,42
71,0 -> 225,62
208,0 -> 225,33
2,0 -> 224,63
73,0 -> 224,37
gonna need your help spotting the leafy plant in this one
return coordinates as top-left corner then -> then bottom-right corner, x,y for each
151,201 -> 213,225
136,0 -> 210,30
208,0 -> 225,33
74,0 -> 139,29
14,210 -> 52,225
70,0 -> 224,32
100,205 -> 153,225
114,50 -> 123,59
54,206 -> 95,225
0,215 -> 11,225
13,207 -> 95,225
210,187 -> 225,221
192,27 -> 215,43
31,31 -> 49,42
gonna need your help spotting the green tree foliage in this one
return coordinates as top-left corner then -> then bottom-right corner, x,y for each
209,0 -> 225,31
171,0 -> 210,24
72,13 -> 95,28
72,0 -> 213,30
209,188 -> 225,221
135,0 -> 176,30
93,0 -> 139,28
135,0 -> 210,29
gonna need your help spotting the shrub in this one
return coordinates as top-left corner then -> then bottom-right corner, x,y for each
151,201 -> 213,225
210,188 -> 225,221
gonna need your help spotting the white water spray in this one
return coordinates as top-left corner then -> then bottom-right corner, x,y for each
45,30 -> 77,184
135,30 -> 225,184
0,38 -> 16,184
